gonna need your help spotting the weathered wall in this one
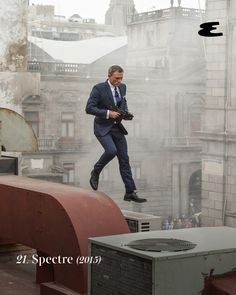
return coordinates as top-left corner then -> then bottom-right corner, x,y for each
0,72 -> 40,111
0,0 -> 40,111
201,0 -> 236,227
0,0 -> 40,177
0,0 -> 27,72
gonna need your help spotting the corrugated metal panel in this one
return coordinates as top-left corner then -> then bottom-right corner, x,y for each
89,227 -> 236,295
90,244 -> 152,295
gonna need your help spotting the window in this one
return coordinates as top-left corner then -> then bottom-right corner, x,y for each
62,162 -> 75,184
61,112 -> 75,137
24,111 -> 39,136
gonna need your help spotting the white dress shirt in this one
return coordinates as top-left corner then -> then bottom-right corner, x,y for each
106,80 -> 121,119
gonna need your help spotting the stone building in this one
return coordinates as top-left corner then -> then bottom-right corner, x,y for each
126,6 -> 205,78
0,0 -> 39,177
23,3 -> 206,221
125,5 -> 206,218
201,0 -> 236,227
28,4 -> 116,42
0,0 -> 39,111
2,0 -> 236,231
22,39 -> 127,186
0,1 -> 39,127
105,0 -> 136,35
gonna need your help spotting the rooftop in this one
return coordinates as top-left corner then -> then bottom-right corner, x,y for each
129,7 -> 205,24
0,246 -> 39,295
28,36 -> 127,64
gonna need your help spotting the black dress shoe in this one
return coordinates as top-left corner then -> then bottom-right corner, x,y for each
124,192 -> 147,203
90,169 -> 99,190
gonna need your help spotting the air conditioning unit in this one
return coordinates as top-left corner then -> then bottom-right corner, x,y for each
0,156 -> 18,175
121,210 -> 161,232
88,227 -> 236,295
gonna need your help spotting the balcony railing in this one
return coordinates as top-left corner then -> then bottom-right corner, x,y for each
28,61 -> 87,76
28,61 -> 169,78
129,7 -> 205,24
38,137 -> 59,151
38,137 -> 86,151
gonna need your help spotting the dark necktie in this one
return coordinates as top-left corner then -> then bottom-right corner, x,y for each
114,87 -> 121,107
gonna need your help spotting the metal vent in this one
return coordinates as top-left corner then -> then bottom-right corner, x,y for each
125,218 -> 138,232
141,222 -> 150,231
90,244 -> 152,295
127,238 -> 197,252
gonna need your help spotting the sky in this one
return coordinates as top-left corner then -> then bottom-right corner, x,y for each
29,0 -> 206,23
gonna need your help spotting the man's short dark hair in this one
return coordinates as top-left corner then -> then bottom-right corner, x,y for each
108,65 -> 124,76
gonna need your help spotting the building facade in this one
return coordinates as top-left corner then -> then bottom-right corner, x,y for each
0,1 -> 39,130
125,6 -> 206,218
28,4 -> 116,42
201,0 -> 236,227
105,0 -> 136,35
23,3 -> 206,222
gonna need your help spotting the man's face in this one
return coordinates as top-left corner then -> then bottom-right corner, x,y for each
108,71 -> 123,87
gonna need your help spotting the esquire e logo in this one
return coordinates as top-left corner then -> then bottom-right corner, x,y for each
198,22 -> 223,37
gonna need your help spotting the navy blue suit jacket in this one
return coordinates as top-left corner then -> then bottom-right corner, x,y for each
86,81 -> 129,137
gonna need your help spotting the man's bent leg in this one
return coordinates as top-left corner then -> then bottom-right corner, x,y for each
94,133 -> 117,173
112,130 -> 147,202
112,131 -> 136,193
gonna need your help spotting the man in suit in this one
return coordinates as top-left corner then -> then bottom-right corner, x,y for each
86,65 -> 147,203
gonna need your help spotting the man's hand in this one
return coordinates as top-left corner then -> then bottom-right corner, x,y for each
109,106 -> 134,121
109,111 -> 120,119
